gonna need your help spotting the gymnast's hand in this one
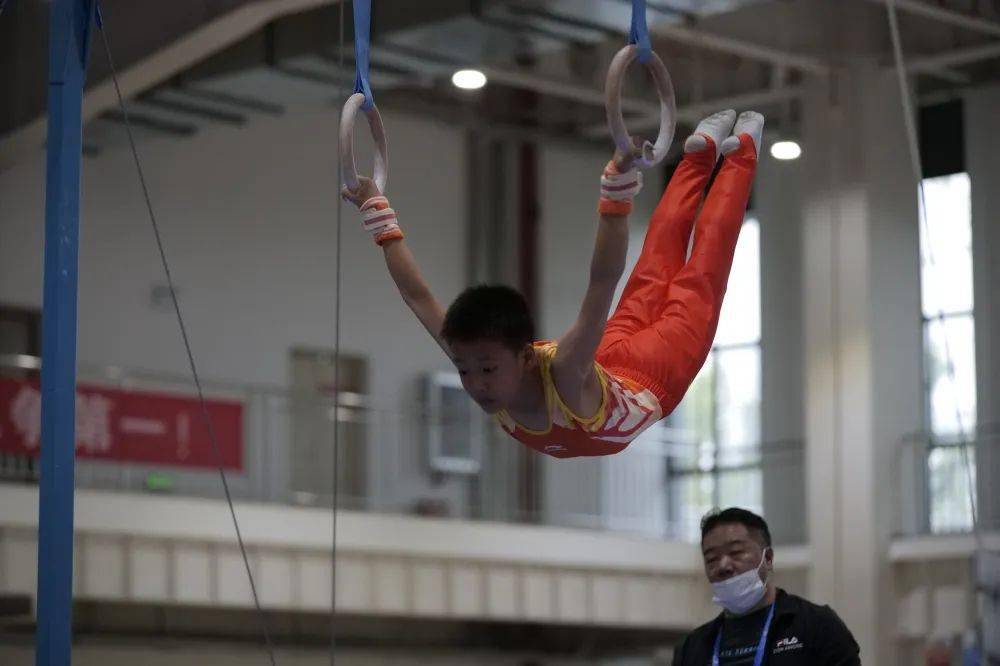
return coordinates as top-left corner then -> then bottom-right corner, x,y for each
611,137 -> 644,174
341,176 -> 382,209
342,176 -> 402,246
600,138 -> 643,215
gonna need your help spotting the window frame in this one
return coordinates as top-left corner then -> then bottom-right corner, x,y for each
917,172 -> 978,534
665,217 -> 763,539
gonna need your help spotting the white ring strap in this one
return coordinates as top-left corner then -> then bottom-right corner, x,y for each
340,92 -> 389,193
605,45 -> 677,169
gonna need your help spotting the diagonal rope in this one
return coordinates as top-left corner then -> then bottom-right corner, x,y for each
94,8 -> 278,665
329,1 -> 346,663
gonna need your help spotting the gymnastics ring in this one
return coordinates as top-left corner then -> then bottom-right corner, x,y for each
340,92 -> 389,193
605,44 -> 676,169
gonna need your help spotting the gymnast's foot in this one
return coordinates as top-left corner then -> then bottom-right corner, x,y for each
721,111 -> 765,158
683,109 -> 737,159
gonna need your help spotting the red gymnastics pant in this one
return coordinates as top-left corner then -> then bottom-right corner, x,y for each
596,133 -> 758,415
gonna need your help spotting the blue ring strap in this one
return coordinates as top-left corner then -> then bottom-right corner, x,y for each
629,0 -> 652,64
352,0 -> 375,110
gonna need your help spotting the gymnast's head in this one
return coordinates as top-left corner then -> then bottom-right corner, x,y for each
442,284 -> 535,414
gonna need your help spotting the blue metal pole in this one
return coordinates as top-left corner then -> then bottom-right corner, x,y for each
37,1 -> 95,664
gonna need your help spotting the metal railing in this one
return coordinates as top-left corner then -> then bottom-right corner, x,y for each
0,355 -> 804,542
897,424 -> 1000,537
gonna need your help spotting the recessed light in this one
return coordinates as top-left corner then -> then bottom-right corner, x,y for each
451,69 -> 487,90
770,140 -> 802,161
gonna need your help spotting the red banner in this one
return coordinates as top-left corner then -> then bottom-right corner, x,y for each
0,377 -> 243,471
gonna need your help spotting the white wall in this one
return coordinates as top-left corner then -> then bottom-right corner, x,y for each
0,108 -> 466,391
538,143 -> 660,342
537,142 -> 665,532
0,107 -> 466,510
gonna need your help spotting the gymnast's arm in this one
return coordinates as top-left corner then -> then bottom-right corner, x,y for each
551,147 -> 638,402
342,176 -> 450,355
551,210 -> 629,393
380,237 -> 450,355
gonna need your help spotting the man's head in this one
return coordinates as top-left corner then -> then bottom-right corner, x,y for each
700,507 -> 773,584
442,285 -> 535,414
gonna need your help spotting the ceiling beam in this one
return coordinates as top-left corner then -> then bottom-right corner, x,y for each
99,110 -> 199,137
868,0 -> 1000,38
0,0 -> 344,170
508,4 -> 830,76
478,65 -> 659,116
581,85 -> 805,138
918,68 -> 971,85
906,40 -> 1000,75
649,23 -> 830,76
354,42 -> 804,146
139,96 -> 248,125
872,0 -> 1000,82
177,87 -> 286,116
366,44 -> 662,116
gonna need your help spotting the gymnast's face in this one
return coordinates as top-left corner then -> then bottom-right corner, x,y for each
450,339 -> 531,414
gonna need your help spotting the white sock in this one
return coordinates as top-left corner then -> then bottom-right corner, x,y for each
721,111 -> 765,157
683,109 -> 737,157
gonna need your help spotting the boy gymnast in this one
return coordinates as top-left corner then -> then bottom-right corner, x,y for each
342,110 -> 764,458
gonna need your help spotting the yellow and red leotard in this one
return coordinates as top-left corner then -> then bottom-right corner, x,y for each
498,133 -> 758,458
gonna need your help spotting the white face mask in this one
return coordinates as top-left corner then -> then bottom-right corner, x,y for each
710,548 -> 771,615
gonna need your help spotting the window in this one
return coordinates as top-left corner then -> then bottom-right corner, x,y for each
667,219 -> 762,541
424,371 -> 484,475
0,306 -> 41,359
919,173 -> 977,533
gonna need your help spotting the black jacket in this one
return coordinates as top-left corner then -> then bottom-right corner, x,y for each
671,589 -> 861,665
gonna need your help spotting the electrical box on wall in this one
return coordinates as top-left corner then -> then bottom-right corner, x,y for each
423,371 -> 483,475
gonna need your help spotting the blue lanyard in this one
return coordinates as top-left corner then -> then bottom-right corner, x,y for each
711,602 -> 776,666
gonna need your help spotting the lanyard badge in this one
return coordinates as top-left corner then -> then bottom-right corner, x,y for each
711,602 -> 776,666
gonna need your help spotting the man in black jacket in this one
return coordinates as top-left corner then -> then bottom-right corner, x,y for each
672,507 -> 861,665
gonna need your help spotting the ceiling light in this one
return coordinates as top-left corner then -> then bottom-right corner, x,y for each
451,69 -> 487,90
770,140 -> 802,161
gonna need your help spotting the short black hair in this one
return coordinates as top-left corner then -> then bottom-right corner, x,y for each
701,507 -> 772,548
442,284 -> 535,352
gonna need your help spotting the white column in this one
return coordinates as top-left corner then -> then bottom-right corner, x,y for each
965,84 -> 1000,529
756,131 -> 807,545
800,63 -> 925,665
